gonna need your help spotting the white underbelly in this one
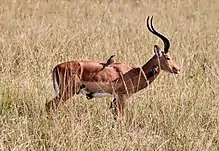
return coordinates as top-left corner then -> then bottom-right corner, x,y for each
79,88 -> 113,98
78,82 -> 114,98
92,93 -> 113,98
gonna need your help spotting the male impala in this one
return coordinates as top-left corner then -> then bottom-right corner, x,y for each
46,16 -> 180,119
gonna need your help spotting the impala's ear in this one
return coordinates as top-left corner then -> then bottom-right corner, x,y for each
154,45 -> 162,58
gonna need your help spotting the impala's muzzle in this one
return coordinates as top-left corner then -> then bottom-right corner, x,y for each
172,67 -> 180,74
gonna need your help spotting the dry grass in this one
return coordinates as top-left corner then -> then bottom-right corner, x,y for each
0,0 -> 219,150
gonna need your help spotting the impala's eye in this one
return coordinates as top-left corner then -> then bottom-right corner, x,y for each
166,57 -> 171,60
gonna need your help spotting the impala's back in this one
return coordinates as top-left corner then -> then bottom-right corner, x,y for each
80,61 -> 132,82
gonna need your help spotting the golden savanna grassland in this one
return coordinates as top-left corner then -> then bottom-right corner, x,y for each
0,0 -> 219,150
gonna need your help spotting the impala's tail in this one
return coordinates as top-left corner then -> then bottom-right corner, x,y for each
52,66 -> 60,96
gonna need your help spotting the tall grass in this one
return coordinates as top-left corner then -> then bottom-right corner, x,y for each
0,0 -> 219,150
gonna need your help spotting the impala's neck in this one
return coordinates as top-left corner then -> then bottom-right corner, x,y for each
142,55 -> 160,73
113,55 -> 162,96
141,55 -> 161,84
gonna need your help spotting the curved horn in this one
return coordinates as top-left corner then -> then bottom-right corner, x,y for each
146,16 -> 170,53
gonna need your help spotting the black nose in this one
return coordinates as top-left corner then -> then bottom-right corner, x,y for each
172,67 -> 180,74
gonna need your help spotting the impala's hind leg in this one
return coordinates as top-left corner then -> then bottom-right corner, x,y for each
46,87 -> 79,116
46,76 -> 80,116
45,96 -> 61,116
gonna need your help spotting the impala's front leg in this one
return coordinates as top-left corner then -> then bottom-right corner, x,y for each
110,95 -> 126,121
110,98 -> 118,120
117,95 -> 126,121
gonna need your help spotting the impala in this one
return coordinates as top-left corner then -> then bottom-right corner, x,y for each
46,16 -> 180,120
46,55 -> 132,113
